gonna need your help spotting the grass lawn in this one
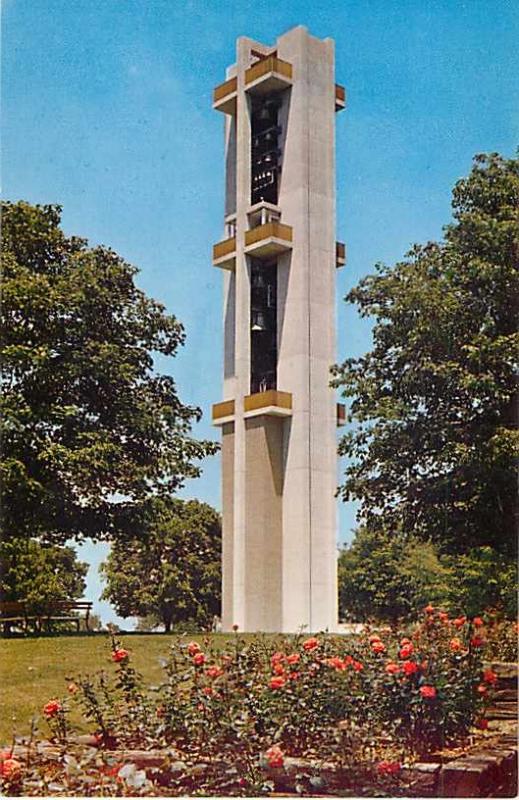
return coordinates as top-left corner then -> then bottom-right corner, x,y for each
1,631 -> 269,745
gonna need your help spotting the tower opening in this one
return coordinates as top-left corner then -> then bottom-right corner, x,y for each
251,95 -> 281,205
250,258 -> 277,394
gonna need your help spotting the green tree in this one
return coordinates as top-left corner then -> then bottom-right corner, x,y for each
0,538 -> 88,615
443,546 -> 517,618
332,153 -> 518,556
1,202 -> 218,546
338,527 -> 450,624
100,498 -> 221,632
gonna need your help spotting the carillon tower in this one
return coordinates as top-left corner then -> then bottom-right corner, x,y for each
211,26 -> 346,632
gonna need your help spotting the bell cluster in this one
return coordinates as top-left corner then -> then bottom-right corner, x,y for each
251,96 -> 281,205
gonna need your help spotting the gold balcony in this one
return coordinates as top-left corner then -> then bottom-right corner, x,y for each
337,403 -> 346,427
336,241 -> 346,268
213,76 -> 238,114
335,84 -> 346,112
244,222 -> 293,259
245,56 -> 293,95
212,399 -> 235,426
244,390 -> 292,419
212,236 -> 236,270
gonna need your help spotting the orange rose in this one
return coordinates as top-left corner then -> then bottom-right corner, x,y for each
269,676 -> 286,690
385,662 -> 400,675
0,756 -> 21,779
302,637 -> 319,651
193,652 -> 206,666
420,685 -> 437,699
187,641 -> 201,656
286,653 -> 300,665
371,640 -> 386,654
205,665 -> 223,679
449,637 -> 462,652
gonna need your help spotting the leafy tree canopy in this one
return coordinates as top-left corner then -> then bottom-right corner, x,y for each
0,538 -> 88,615
338,528 -> 450,624
333,153 -> 518,556
442,546 -> 517,619
1,201 -> 218,546
100,497 -> 221,632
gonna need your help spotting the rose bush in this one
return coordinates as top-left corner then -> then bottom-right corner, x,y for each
1,613 -> 500,796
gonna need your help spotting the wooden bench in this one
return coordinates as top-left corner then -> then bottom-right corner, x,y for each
0,600 -> 93,634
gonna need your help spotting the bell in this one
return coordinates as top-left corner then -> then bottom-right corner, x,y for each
252,271 -> 265,289
251,311 -> 267,331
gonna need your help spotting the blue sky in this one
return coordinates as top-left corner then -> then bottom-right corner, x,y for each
3,0 -> 517,625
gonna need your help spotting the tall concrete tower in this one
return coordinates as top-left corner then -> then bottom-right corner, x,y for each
211,26 -> 346,633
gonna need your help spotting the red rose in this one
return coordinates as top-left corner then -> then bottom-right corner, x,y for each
438,611 -> 449,622
187,641 -> 201,656
302,637 -> 319,651
400,637 -> 411,646
450,637 -> 462,652
287,653 -> 300,665
385,662 -> 400,675
265,745 -> 284,768
202,686 -> 216,697
368,633 -> 381,643
269,676 -> 286,689
476,718 -> 489,730
399,644 -> 414,659
193,652 -> 206,666
453,616 -> 466,629
470,636 -> 485,648
343,655 -> 354,667
272,662 -> 286,676
111,648 -> 129,663
483,668 -> 497,685
205,665 -> 223,679
377,760 -> 401,775
288,671 -> 300,681
271,651 -> 285,666
424,604 -> 435,614
473,617 -> 484,627
371,640 -> 386,654
352,660 -> 364,672
477,683 -> 487,695
403,660 -> 419,676
420,685 -> 437,699
43,699 -> 62,717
